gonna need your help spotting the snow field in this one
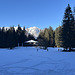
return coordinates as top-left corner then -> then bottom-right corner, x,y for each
0,47 -> 75,75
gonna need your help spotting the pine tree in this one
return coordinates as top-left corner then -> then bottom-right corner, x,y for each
44,28 -> 49,41
1,27 -> 7,48
72,7 -> 75,48
21,26 -> 28,46
38,29 -> 48,49
48,26 -> 54,47
16,24 -> 22,46
55,26 -> 62,47
38,26 -> 54,48
6,27 -> 16,49
0,27 -> 2,47
62,4 -> 74,50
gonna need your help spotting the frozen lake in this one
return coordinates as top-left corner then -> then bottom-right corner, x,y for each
0,47 -> 75,75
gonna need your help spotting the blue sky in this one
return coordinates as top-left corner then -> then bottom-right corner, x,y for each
0,0 -> 75,30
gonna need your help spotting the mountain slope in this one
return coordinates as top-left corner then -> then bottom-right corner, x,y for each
26,27 -> 41,39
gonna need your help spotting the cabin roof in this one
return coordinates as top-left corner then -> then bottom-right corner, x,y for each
25,40 -> 38,43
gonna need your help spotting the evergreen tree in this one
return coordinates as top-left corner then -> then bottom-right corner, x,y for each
38,29 -> 48,49
55,26 -> 62,47
72,7 -> 75,48
7,27 -> 16,49
48,26 -> 54,47
0,27 -> 2,47
28,34 -> 35,40
44,28 -> 49,47
21,26 -> 27,46
38,30 -> 45,39
1,27 -> 7,48
44,28 -> 49,41
38,26 -> 54,48
16,24 -> 22,46
61,4 -> 74,50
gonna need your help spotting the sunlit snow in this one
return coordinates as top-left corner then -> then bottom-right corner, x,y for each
0,47 -> 75,75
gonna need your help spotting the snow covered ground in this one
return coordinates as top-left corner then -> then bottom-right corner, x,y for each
0,47 -> 75,75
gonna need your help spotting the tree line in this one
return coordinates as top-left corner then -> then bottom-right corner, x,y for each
0,25 -> 35,49
38,4 -> 75,50
38,26 -> 55,49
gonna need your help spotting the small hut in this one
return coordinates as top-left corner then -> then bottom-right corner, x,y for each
24,40 -> 38,46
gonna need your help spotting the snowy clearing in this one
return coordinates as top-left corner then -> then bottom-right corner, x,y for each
0,47 -> 75,75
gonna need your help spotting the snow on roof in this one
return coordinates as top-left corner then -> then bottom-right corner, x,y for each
25,40 -> 38,43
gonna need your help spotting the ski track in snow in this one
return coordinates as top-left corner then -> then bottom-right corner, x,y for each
0,47 -> 75,75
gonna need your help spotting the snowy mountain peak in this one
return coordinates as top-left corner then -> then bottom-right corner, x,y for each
26,27 -> 41,39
